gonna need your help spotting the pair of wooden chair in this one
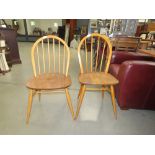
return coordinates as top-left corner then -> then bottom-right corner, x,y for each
26,33 -> 119,124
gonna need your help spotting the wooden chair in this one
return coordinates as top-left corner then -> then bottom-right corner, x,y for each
75,33 -> 119,120
26,35 -> 74,124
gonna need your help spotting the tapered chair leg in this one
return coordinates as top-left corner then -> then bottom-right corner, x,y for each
110,85 -> 117,119
65,88 -> 75,119
26,89 -> 33,124
32,90 -> 36,97
77,85 -> 83,99
102,86 -> 104,98
75,85 -> 86,120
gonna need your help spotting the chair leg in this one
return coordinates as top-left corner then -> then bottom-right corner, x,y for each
102,86 -> 104,98
77,85 -> 82,99
75,85 -> 86,120
32,90 -> 36,97
38,92 -> 41,102
65,88 -> 75,119
110,85 -> 117,119
26,89 -> 33,124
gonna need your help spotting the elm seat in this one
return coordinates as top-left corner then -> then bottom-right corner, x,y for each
79,72 -> 118,85
26,73 -> 71,90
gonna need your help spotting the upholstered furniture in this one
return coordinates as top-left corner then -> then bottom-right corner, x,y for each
109,51 -> 155,110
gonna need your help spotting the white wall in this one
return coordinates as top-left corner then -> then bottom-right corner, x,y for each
26,19 -> 33,35
18,19 -> 25,34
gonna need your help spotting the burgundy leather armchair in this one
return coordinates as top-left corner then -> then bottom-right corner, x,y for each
109,51 -> 155,110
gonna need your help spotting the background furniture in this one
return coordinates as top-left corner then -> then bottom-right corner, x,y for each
57,25 -> 65,40
0,28 -> 21,65
0,32 -> 11,74
138,49 -> 155,57
110,19 -> 138,36
0,46 -> 10,74
136,22 -> 155,37
111,36 -> 140,52
75,33 -> 119,119
109,51 -> 155,110
138,40 -> 151,49
66,19 -> 77,46
26,35 -> 74,124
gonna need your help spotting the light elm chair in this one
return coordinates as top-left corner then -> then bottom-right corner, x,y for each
26,35 -> 74,124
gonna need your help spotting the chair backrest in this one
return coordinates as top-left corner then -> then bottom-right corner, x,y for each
114,36 -> 140,52
78,33 -> 112,74
31,35 -> 70,77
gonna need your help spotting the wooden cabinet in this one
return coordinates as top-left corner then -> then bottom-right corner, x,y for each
66,19 -> 77,46
0,28 -> 21,65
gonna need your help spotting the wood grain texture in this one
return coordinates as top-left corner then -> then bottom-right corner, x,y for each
26,89 -> 33,124
65,88 -> 75,119
111,37 -> 140,52
110,85 -> 117,119
26,73 -> 71,90
79,72 -> 118,85
75,85 -> 86,119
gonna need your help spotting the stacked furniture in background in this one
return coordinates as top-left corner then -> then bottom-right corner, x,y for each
109,51 -> 155,110
111,36 -> 141,52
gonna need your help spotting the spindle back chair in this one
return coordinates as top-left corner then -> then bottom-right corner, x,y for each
75,33 -> 119,119
78,33 -> 112,73
31,35 -> 70,76
26,35 -> 74,124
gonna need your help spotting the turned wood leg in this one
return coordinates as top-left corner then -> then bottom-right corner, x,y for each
110,85 -> 117,119
75,85 -> 86,120
65,88 -> 75,119
26,89 -> 33,124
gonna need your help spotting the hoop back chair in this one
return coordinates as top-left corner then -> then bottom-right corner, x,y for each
75,33 -> 119,119
26,35 -> 74,124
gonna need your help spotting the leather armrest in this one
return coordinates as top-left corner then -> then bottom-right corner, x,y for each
110,51 -> 154,64
116,60 -> 155,108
